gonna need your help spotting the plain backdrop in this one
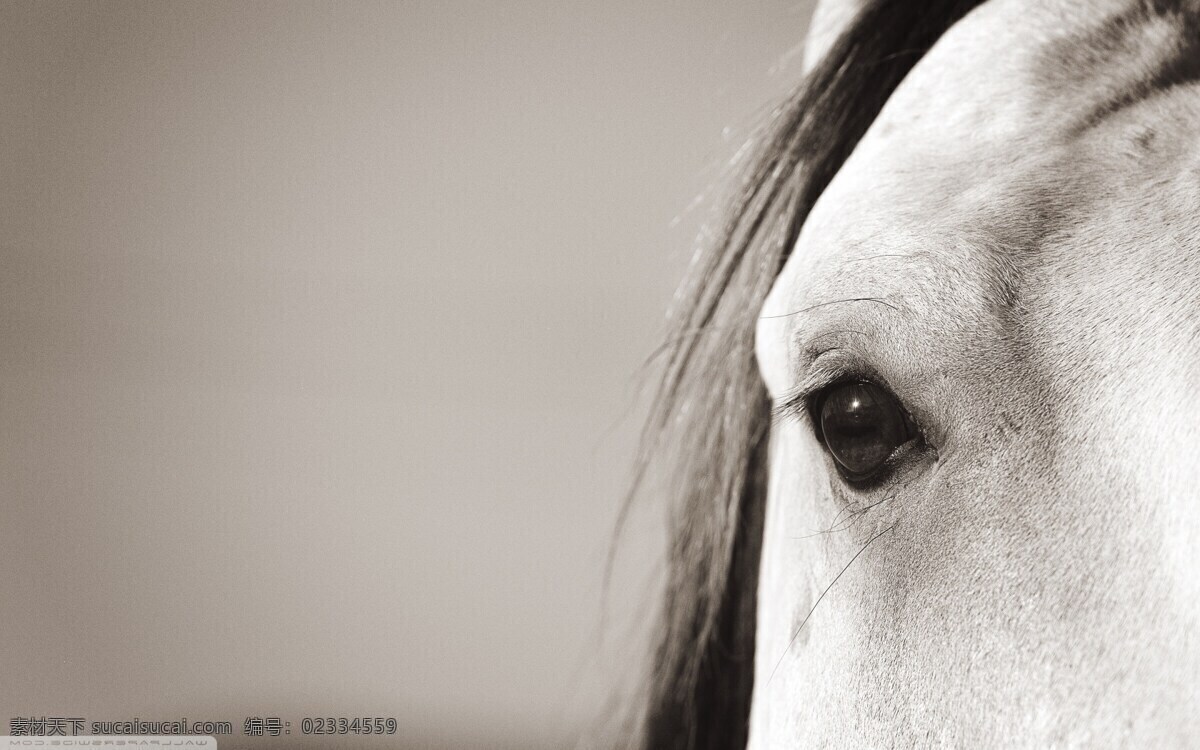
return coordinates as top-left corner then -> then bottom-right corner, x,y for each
0,2 -> 816,747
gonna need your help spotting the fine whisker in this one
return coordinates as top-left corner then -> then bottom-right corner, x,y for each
759,296 -> 900,320
841,253 -> 914,264
767,523 -> 897,687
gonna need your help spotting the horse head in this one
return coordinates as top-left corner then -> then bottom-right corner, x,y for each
638,1 -> 1200,746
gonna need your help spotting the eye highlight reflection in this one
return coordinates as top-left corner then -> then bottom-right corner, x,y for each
817,381 -> 916,482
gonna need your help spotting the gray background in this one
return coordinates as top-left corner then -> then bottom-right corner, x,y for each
0,1 -> 815,747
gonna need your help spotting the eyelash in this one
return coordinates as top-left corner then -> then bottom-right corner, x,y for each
770,366 -> 876,426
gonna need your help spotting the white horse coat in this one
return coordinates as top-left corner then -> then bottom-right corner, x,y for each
752,0 -> 1200,745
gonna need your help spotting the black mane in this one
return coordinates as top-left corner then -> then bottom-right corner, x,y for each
631,2 -> 988,747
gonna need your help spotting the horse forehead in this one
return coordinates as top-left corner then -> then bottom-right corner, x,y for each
758,1 -> 1200,401
855,0 -> 1199,160
786,0 -> 1200,304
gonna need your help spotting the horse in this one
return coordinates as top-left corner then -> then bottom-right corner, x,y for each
630,0 -> 1200,746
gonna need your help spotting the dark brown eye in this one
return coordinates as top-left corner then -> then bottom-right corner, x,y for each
817,381 -> 915,481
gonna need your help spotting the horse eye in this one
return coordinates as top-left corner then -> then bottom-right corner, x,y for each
817,381 -> 914,481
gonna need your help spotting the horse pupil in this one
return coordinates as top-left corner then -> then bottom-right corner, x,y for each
819,382 -> 908,477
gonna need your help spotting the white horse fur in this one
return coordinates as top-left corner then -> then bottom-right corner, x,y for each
752,0 -> 1200,745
